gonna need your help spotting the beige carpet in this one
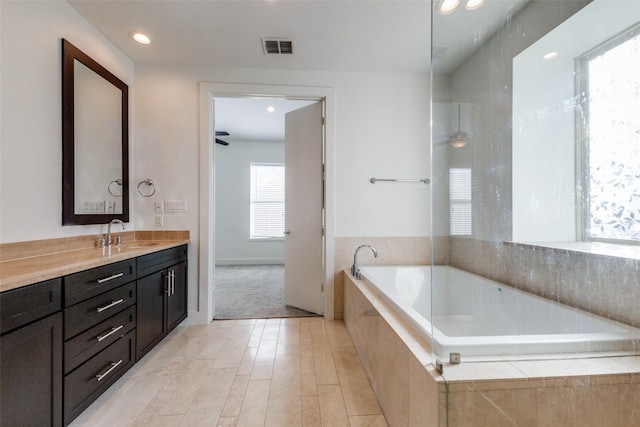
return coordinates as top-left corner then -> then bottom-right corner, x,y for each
213,265 -> 320,319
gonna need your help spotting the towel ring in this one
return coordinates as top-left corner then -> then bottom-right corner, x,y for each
107,179 -> 123,197
137,179 -> 156,197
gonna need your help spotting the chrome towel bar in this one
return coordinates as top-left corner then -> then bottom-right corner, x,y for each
369,177 -> 430,185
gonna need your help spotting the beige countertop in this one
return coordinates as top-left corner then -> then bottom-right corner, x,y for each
0,232 -> 189,292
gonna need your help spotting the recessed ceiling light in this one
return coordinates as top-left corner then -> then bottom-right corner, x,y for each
544,51 -> 558,60
130,32 -> 151,45
437,0 -> 460,15
465,0 -> 484,10
266,105 -> 275,113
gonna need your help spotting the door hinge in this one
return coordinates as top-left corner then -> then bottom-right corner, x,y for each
321,116 -> 325,126
321,283 -> 325,293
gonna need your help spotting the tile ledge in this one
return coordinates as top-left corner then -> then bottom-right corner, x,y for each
505,240 -> 640,261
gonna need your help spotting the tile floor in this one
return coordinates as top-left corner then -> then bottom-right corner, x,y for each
71,317 -> 388,427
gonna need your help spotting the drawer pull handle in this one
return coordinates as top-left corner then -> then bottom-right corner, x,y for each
97,272 -> 124,284
95,359 -> 123,382
96,324 -> 124,342
96,298 -> 125,313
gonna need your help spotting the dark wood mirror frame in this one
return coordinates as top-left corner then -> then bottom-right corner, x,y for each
62,39 -> 129,225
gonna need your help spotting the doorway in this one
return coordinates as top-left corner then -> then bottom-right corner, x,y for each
212,97 -> 319,319
197,83 -> 336,324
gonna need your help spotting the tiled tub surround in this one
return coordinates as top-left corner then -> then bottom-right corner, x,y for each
333,236 -> 450,320
0,230 -> 190,291
359,265 -> 640,358
344,273 -> 640,426
449,237 -> 640,329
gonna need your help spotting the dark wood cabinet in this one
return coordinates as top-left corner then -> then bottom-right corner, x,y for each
136,246 -> 187,360
167,260 -> 188,332
0,278 -> 63,427
136,269 -> 167,359
63,261 -> 138,425
1,243 -> 187,426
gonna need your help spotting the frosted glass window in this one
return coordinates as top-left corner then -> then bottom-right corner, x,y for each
250,163 -> 285,239
450,168 -> 472,235
580,25 -> 640,243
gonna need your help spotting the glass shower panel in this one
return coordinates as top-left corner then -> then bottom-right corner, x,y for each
430,0 -> 640,364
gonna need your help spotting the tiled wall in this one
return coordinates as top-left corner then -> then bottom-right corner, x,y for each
449,237 -> 640,328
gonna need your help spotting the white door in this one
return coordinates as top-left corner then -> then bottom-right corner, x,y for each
284,102 -> 324,314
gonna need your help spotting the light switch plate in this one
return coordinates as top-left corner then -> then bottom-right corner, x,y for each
165,200 -> 187,213
154,201 -> 164,213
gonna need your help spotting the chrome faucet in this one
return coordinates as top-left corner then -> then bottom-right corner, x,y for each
106,219 -> 125,246
351,244 -> 378,279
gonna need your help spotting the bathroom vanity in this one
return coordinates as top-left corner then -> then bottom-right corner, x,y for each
0,234 -> 188,426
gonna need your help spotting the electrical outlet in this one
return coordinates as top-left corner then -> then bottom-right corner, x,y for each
154,201 -> 164,213
164,200 -> 187,213
154,214 -> 164,227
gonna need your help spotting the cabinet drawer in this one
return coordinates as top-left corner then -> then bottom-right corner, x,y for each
137,245 -> 187,278
64,330 -> 135,425
64,305 -> 136,374
0,278 -> 62,334
65,282 -> 136,340
64,259 -> 136,307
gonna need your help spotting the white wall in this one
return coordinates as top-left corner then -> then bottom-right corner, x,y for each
215,140 -> 285,265
0,1 -> 134,243
133,65 -> 430,316
0,3 -> 430,321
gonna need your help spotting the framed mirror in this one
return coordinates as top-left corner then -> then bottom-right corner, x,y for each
62,39 -> 129,225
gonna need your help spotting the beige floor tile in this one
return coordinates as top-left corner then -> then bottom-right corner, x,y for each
301,396 -> 322,427
313,343 -> 339,385
216,416 -> 238,427
324,320 -> 355,348
267,353 -> 302,426
248,321 -> 266,348
317,384 -> 350,427
70,317 -> 389,427
221,375 -> 251,417
277,324 -> 302,355
348,415 -> 389,427
213,328 -> 254,368
179,368 -> 237,426
236,379 -> 271,427
132,413 -> 184,427
332,346 -> 381,416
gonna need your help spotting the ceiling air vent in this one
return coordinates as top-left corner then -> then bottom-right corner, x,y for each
262,38 -> 294,55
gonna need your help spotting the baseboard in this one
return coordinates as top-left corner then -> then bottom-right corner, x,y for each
215,258 -> 285,266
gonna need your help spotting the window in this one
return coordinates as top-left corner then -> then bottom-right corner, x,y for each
578,24 -> 640,244
449,168 -> 472,235
250,163 -> 285,239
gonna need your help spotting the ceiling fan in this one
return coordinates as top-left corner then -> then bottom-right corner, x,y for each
215,131 -> 230,146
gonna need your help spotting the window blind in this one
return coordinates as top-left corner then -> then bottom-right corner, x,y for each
449,168 -> 472,235
250,163 -> 285,239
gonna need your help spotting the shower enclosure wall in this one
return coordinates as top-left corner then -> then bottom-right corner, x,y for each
430,0 -> 640,362
344,1 -> 639,425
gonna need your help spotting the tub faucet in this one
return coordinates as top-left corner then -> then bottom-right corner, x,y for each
351,244 -> 378,279
106,219 -> 125,246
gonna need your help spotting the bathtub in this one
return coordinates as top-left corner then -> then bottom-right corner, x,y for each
359,265 -> 640,358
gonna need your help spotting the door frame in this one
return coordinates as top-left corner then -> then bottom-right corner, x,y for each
197,83 -> 335,324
